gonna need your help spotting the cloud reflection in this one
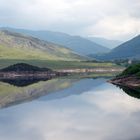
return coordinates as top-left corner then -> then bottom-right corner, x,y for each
0,79 -> 140,140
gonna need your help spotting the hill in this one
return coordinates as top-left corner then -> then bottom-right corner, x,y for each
0,63 -> 52,72
96,35 -> 140,60
0,27 -> 110,56
0,30 -> 84,61
110,63 -> 140,88
119,63 -> 140,77
87,37 -> 122,49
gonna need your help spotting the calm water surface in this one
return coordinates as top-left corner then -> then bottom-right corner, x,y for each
0,78 -> 140,140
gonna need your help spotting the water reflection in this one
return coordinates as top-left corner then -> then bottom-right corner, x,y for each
0,77 -> 140,110
0,78 -> 107,109
118,86 -> 140,99
0,78 -> 79,108
0,79 -> 140,140
0,77 -> 52,87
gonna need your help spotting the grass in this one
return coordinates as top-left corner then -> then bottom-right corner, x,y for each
0,45 -> 83,61
0,59 -> 121,70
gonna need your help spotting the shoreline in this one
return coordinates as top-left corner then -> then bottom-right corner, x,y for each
0,68 -> 123,79
0,71 -> 67,79
56,68 -> 124,73
109,76 -> 140,88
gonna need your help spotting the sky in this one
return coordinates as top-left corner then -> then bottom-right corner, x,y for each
0,0 -> 140,40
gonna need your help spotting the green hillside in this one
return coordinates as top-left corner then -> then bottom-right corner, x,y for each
120,63 -> 140,77
110,63 -> 140,89
0,30 -> 84,61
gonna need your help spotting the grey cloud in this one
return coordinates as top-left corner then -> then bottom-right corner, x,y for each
0,0 -> 139,40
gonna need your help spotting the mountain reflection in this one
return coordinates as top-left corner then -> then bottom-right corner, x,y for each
0,78 -> 106,109
0,77 -> 52,87
118,86 -> 140,99
0,78 -> 78,109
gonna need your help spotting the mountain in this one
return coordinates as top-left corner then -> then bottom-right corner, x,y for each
0,27 -> 110,55
0,30 -> 84,61
95,35 -> 140,60
87,37 -> 123,49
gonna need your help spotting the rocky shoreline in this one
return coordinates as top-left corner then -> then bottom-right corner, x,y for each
109,76 -> 140,88
0,63 -> 68,79
0,63 -> 125,81
0,71 -> 67,79
0,68 -> 123,79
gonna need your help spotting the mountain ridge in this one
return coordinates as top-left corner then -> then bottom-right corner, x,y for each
0,27 -> 110,56
95,35 -> 140,60
0,30 -> 85,61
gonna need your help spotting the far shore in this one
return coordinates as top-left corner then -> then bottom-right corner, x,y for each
57,68 -> 124,73
0,67 -> 124,79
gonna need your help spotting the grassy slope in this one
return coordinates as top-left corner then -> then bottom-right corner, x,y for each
0,44 -> 83,61
0,28 -> 110,55
0,59 -> 120,70
0,30 -> 84,61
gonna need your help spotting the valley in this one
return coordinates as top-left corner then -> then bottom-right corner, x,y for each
0,1 -> 140,140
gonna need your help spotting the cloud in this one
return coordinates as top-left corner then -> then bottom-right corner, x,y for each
85,16 -> 140,40
0,0 -> 140,40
